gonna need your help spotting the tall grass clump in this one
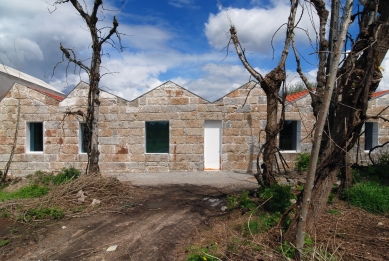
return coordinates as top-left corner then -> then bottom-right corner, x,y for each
342,182 -> 389,213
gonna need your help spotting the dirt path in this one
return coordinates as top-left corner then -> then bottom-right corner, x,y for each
0,185 -> 241,261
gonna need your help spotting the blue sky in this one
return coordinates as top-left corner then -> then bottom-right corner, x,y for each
0,0 -> 388,101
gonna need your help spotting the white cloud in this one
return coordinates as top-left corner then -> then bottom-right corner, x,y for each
378,54 -> 389,91
205,2 -> 318,56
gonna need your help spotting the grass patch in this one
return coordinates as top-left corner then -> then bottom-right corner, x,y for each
244,212 -> 281,235
341,182 -> 389,213
327,209 -> 341,215
24,207 -> 64,222
29,167 -> 81,186
0,185 -> 48,201
186,243 -> 220,261
0,239 -> 9,247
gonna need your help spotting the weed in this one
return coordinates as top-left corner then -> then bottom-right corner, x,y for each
295,153 -> 310,171
276,234 -> 313,259
259,184 -> 295,212
341,182 -> 389,213
52,167 -> 80,185
227,191 -> 255,210
28,170 -> 53,185
186,244 -> 220,261
25,207 -> 64,222
0,185 -> 48,201
28,167 -> 81,186
327,192 -> 335,204
327,209 -> 341,215
0,239 -> 9,247
244,212 -> 281,235
0,209 -> 10,218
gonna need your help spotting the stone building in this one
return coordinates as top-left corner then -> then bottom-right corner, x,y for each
0,66 -> 388,177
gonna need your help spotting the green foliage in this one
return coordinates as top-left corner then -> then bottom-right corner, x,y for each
227,191 -> 255,210
327,209 -> 341,215
0,185 -> 48,201
295,153 -> 310,171
327,192 -> 335,204
276,234 -> 313,258
259,184 -> 295,212
0,239 -> 10,247
52,167 -> 81,185
25,207 -> 64,222
244,212 -> 281,235
186,244 -> 219,261
0,209 -> 10,218
28,170 -> 53,185
353,152 -> 389,183
29,167 -> 81,186
341,182 -> 389,213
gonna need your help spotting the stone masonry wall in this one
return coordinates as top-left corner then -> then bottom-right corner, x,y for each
0,81 -> 388,177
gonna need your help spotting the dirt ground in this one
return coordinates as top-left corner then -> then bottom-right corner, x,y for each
0,183 -> 388,261
0,184 -> 233,261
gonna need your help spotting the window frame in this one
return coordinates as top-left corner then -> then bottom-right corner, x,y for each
279,120 -> 301,152
26,122 -> 44,153
364,122 -> 378,151
79,122 -> 88,154
144,121 -> 170,154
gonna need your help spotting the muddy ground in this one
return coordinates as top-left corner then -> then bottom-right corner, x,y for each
0,184 -> 234,261
0,183 -> 388,261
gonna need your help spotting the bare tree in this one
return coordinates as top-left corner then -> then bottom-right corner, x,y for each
229,0 -> 300,187
228,0 -> 389,252
51,0 -> 123,175
286,0 -> 389,244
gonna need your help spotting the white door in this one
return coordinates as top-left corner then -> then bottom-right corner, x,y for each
204,120 -> 222,170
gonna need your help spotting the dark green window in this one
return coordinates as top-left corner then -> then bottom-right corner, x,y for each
365,122 -> 378,151
28,122 -> 43,152
80,123 -> 88,153
145,121 -> 169,153
279,120 -> 300,151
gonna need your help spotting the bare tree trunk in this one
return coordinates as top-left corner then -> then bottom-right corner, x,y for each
53,0 -> 121,175
229,0 -> 299,186
286,0 -> 389,245
293,1 -> 353,258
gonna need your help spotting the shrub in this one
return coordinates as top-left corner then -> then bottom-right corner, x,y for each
227,191 -> 255,210
259,184 -> 295,212
25,207 -> 64,222
52,167 -> 81,185
295,153 -> 310,171
341,182 -> 389,213
244,212 -> 281,235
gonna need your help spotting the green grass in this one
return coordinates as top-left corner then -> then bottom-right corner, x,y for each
342,182 -> 389,213
0,239 -> 9,247
29,168 -> 80,186
24,207 -> 64,222
0,185 -> 48,201
244,212 -> 281,235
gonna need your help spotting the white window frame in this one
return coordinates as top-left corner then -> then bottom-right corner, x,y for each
79,122 -> 88,154
144,121 -> 170,154
279,120 -> 301,152
364,122 -> 378,151
26,122 -> 44,154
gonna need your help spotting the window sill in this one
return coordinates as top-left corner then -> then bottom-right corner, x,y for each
26,151 -> 44,154
279,150 -> 299,153
145,153 -> 169,155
